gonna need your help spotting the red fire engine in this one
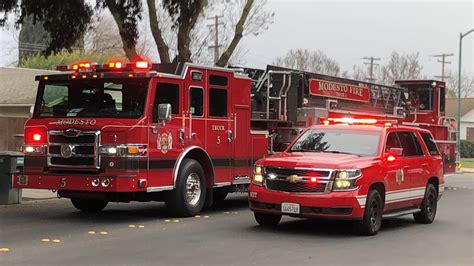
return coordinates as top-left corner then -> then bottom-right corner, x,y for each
13,62 -> 456,216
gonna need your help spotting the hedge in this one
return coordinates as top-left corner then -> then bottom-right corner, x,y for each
460,140 -> 474,158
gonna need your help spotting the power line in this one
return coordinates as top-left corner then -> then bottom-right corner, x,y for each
362,56 -> 381,82
432,53 -> 454,81
207,15 -> 224,65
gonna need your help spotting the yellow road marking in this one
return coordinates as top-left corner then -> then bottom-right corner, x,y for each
232,212 -> 239,214
88,231 -> 96,234
173,219 -> 180,223
100,231 -> 108,235
0,248 -> 9,252
164,219 -> 171,223
195,215 -> 201,218
41,239 -> 50,243
204,215 -> 209,219
128,225 -> 136,228
224,212 -> 230,214
52,239 -> 61,243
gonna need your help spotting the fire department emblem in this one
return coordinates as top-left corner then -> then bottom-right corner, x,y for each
158,132 -> 172,154
396,169 -> 404,185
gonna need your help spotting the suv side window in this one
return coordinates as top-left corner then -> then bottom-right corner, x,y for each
385,132 -> 402,152
396,132 -> 424,157
420,132 -> 440,155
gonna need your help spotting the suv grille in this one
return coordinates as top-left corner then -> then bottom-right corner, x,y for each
264,167 -> 332,194
47,130 -> 100,169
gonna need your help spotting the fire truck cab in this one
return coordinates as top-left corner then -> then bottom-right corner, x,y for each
249,120 -> 445,235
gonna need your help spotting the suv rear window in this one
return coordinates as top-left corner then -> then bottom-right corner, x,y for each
420,132 -> 440,155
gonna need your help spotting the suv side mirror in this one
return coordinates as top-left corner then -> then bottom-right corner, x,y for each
389,148 -> 403,156
158,103 -> 172,123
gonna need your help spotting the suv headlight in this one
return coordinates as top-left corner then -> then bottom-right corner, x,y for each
332,169 -> 362,191
252,165 -> 264,186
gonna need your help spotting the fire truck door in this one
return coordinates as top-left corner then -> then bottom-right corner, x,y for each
206,77 -> 233,185
148,80 -> 184,188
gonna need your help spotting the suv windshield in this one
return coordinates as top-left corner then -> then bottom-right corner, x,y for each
34,78 -> 150,118
290,128 -> 380,156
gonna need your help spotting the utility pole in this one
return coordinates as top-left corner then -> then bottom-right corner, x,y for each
433,53 -> 454,81
207,15 -> 224,65
362,56 -> 381,82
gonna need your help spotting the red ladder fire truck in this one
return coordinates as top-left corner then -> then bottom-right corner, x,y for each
13,62 -> 456,216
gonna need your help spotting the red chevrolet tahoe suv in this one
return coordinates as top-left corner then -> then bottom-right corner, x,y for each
249,122 -> 444,235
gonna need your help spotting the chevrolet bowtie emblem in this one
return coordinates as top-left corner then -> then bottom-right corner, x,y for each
287,175 -> 301,183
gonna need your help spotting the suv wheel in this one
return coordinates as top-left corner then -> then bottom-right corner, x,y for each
71,198 -> 108,212
254,212 -> 282,227
414,183 -> 438,224
355,189 -> 383,236
165,159 -> 206,217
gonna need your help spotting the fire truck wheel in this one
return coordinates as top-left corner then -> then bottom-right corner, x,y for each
254,212 -> 282,227
355,189 -> 383,236
414,183 -> 438,224
165,159 -> 206,217
70,198 -> 108,212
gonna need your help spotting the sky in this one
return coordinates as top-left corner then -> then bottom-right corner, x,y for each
0,0 -> 473,80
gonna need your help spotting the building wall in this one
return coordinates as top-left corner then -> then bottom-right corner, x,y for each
461,109 -> 474,141
0,117 -> 27,151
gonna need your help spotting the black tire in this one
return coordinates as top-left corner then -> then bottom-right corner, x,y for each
254,212 -> 282,227
71,198 -> 108,212
213,187 -> 230,205
165,159 -> 206,217
355,189 -> 383,236
414,183 -> 438,224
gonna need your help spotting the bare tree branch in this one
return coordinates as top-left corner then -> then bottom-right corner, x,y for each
147,0 -> 170,63
215,0 -> 253,67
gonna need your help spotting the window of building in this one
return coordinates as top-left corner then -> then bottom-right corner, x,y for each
153,83 -> 179,122
209,88 -> 227,117
189,87 -> 203,116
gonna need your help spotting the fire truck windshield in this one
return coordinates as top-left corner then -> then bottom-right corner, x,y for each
34,78 -> 149,118
289,128 -> 380,157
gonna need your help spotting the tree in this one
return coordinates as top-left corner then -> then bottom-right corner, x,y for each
273,49 -> 341,76
1,0 -> 93,55
376,51 -> 423,85
17,50 -> 120,70
445,71 -> 474,98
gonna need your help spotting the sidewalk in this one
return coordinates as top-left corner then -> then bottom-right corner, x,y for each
461,167 -> 474,173
21,189 -> 57,201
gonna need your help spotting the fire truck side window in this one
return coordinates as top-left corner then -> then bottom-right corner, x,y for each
420,132 -> 440,155
417,87 -> 433,111
189,87 -> 203,116
396,132 -> 424,157
209,88 -> 227,117
209,75 -> 228,86
153,83 -> 180,122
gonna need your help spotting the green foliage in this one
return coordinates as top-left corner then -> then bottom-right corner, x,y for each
17,51 -> 124,70
460,140 -> 474,158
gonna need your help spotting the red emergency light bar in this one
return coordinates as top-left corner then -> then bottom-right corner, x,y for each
322,117 -> 398,127
55,61 -> 151,72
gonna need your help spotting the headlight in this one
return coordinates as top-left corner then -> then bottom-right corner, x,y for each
22,145 -> 46,155
99,145 -> 147,157
252,165 -> 264,186
332,169 -> 361,191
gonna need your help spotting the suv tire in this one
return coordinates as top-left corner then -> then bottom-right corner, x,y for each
355,189 -> 383,236
254,212 -> 282,227
414,183 -> 438,224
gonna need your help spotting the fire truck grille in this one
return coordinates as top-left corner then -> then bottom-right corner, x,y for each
47,130 -> 100,169
264,167 -> 331,193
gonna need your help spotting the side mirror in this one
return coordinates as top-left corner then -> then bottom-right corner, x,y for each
157,103 -> 172,123
389,148 -> 403,156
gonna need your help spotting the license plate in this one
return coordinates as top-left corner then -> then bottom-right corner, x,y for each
281,202 -> 300,214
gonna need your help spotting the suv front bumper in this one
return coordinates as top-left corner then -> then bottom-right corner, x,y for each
249,184 -> 366,219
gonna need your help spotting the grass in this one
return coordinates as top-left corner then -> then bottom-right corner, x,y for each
460,160 -> 474,168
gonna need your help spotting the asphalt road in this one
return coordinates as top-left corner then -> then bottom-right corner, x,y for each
1,173 -> 473,265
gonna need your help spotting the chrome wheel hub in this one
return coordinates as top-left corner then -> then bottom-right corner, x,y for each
185,173 -> 201,206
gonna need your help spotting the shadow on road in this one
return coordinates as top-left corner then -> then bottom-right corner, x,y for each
246,216 -> 420,238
